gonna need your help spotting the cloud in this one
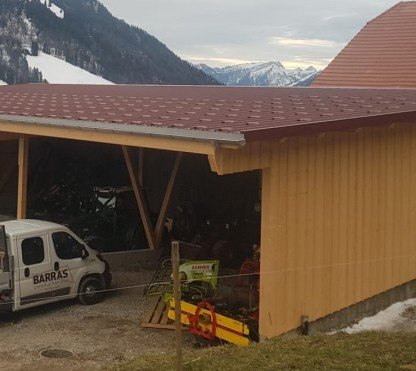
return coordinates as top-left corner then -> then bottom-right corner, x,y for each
270,37 -> 341,48
322,13 -> 360,22
282,58 -> 333,70
185,56 -> 261,66
100,0 -> 401,69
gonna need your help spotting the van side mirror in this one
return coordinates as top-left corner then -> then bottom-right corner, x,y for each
9,255 -> 14,272
81,248 -> 89,259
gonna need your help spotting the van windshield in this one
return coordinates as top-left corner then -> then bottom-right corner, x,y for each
0,226 -> 6,253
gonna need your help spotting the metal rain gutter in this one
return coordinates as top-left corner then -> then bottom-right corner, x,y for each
0,114 -> 246,148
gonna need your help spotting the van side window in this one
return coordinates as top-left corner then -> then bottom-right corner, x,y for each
22,237 -> 45,265
52,232 -> 83,260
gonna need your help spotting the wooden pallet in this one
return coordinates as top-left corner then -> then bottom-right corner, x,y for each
141,295 -> 175,330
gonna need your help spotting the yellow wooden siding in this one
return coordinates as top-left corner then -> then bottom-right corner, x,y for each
259,123 -> 416,338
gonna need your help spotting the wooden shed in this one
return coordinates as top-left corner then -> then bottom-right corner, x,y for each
0,84 -> 416,338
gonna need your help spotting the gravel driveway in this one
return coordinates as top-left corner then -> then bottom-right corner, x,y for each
0,270 -> 193,371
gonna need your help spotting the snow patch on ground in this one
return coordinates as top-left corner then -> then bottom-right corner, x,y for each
22,15 -> 32,29
30,0 -> 64,19
339,298 -> 416,334
26,52 -> 114,85
0,80 -> 7,85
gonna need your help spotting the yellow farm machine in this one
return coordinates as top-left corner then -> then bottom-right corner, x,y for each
145,257 -> 259,346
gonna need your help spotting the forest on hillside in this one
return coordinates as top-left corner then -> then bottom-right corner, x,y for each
0,0 -> 218,85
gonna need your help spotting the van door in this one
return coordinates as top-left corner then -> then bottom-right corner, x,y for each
49,230 -> 88,294
16,234 -> 63,309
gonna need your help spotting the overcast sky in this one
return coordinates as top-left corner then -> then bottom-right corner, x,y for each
100,0 -> 399,69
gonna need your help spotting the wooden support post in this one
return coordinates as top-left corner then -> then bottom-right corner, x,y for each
122,145 -> 156,249
138,148 -> 144,186
171,241 -> 182,370
17,136 -> 29,219
155,152 -> 183,248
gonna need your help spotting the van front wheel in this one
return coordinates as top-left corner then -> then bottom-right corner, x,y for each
78,277 -> 103,305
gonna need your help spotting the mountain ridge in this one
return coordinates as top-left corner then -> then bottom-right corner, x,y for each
197,61 -> 319,87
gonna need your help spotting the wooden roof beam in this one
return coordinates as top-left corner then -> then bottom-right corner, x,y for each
0,121 -> 220,155
208,141 -> 271,175
0,132 -> 22,141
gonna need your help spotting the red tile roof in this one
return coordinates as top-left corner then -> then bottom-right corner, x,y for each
313,1 -> 416,88
0,84 -> 416,142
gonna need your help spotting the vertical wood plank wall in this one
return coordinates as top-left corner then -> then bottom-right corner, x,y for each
259,123 -> 416,338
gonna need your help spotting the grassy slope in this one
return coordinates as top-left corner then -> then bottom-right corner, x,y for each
116,332 -> 416,370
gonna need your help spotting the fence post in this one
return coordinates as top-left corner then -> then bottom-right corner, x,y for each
172,241 -> 182,370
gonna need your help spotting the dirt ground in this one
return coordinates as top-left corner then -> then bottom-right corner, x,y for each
0,270 -> 193,371
0,269 -> 414,371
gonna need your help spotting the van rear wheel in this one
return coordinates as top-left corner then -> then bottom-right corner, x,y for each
78,277 -> 103,305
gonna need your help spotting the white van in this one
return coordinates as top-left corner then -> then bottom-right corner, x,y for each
0,220 -> 111,311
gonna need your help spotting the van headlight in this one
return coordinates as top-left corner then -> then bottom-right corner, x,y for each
97,253 -> 105,262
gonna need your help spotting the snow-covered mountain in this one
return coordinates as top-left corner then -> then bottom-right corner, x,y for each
197,61 -> 319,87
293,70 -> 321,87
0,0 -> 217,85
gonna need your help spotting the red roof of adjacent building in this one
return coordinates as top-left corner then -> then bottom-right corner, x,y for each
313,1 -> 416,88
0,84 -> 416,143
